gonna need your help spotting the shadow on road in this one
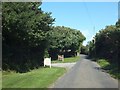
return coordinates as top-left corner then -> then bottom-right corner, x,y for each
94,67 -> 101,70
80,54 -> 96,61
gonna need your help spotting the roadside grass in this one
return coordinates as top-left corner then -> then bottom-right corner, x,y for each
0,71 -> 2,89
97,59 -> 120,79
97,59 -> 110,68
2,67 -> 66,88
52,56 -> 80,63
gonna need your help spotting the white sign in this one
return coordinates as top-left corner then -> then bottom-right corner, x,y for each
44,58 -> 51,68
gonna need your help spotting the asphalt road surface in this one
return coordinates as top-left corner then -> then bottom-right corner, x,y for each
51,55 -> 118,88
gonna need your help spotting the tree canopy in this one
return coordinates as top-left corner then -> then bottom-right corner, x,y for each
48,26 -> 85,59
2,2 -> 55,72
87,20 -> 120,64
2,2 -> 86,72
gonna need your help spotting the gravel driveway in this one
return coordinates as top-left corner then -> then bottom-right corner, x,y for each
52,62 -> 76,70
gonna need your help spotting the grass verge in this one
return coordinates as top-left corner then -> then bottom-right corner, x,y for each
52,56 -> 80,63
2,67 -> 66,88
97,59 -> 120,79
0,71 -> 2,89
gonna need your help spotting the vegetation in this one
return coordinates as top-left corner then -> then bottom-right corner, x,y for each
97,59 -> 120,79
52,56 -> 80,63
48,26 -> 85,60
2,2 -> 85,73
2,2 -> 55,72
2,67 -> 66,88
97,59 -> 110,68
87,20 -> 120,63
80,45 -> 88,55
0,71 -> 1,89
2,2 -> 119,88
87,20 -> 120,79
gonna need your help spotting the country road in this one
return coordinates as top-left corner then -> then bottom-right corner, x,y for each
50,55 -> 118,88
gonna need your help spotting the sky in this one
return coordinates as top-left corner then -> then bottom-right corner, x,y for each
41,2 -> 118,45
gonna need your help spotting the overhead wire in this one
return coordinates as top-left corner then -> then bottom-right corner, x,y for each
82,1 -> 95,33
82,0 -> 96,42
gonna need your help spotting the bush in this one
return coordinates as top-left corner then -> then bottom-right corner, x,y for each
2,2 -> 54,72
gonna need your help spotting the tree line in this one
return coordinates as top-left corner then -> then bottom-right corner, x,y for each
48,26 -> 85,59
86,20 -> 120,66
2,2 -> 85,72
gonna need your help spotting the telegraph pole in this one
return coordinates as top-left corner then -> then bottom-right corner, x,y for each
118,1 -> 120,19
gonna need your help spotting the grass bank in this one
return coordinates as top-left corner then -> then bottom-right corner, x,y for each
0,71 -> 2,89
2,67 -> 66,88
52,56 -> 80,63
97,59 -> 120,79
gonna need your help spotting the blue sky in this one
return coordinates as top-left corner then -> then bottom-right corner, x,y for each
41,2 -> 118,45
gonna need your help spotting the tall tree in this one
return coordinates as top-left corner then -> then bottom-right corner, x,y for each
2,2 -> 55,72
48,26 -> 85,59
88,20 -> 120,64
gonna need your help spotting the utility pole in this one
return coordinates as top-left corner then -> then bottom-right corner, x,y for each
93,26 -> 95,33
118,1 -> 120,19
93,26 -> 96,58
